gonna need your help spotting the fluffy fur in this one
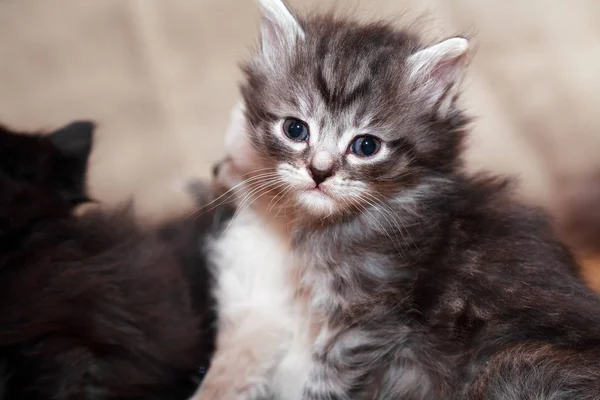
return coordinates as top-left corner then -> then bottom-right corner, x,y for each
192,1 -> 600,399
0,122 -> 223,400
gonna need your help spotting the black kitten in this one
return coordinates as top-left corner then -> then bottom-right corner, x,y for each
0,122 -> 222,400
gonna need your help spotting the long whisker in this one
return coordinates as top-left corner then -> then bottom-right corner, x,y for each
363,191 -> 420,255
235,167 -> 277,179
187,171 -> 279,219
267,183 -> 292,213
361,192 -> 405,242
270,185 -> 295,219
224,180 -> 287,233
189,178 -> 274,221
228,178 -> 287,221
355,194 -> 403,255
234,181 -> 280,213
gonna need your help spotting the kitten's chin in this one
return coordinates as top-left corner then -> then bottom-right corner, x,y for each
296,190 -> 340,217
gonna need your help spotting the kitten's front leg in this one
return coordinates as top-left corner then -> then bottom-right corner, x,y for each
191,156 -> 294,399
189,309 -> 291,400
301,328 -> 380,400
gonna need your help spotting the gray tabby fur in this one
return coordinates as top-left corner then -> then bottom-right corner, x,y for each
192,1 -> 600,399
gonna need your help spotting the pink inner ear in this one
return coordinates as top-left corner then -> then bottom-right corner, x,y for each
408,39 -> 469,116
261,18 -> 282,52
408,37 -> 469,99
258,1 -> 304,59
429,58 -> 459,88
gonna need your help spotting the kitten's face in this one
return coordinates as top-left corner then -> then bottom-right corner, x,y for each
224,0 -> 469,221
0,121 -> 95,206
232,100 -> 415,218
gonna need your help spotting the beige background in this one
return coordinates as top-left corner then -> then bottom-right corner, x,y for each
1,0 -> 599,224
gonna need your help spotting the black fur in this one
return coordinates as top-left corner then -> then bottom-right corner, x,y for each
0,122 -> 224,400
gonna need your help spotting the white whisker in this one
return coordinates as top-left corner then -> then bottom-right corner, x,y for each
189,171 -> 279,219
268,183 -> 293,214
364,191 -> 421,256
225,180 -> 288,232
355,194 -> 403,255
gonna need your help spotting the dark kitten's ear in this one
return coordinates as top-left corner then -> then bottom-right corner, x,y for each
406,37 -> 469,117
257,0 -> 304,66
49,120 -> 95,162
49,121 -> 95,205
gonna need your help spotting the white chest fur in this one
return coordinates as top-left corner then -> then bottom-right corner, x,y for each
210,208 -> 294,321
208,207 -> 313,400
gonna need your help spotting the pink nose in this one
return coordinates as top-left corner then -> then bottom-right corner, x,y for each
309,151 -> 336,185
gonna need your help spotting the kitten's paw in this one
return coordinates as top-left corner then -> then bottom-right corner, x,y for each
190,315 -> 291,400
189,355 -> 272,400
190,375 -> 270,400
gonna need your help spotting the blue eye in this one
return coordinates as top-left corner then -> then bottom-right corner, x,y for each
350,135 -> 381,157
283,118 -> 309,142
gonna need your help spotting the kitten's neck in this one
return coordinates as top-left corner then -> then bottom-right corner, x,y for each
278,177 -> 458,316
250,176 -> 456,261
303,180 -> 454,247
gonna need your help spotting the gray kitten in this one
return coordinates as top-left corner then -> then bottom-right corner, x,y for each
192,0 -> 600,399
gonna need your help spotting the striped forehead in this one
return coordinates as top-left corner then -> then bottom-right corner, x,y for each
304,104 -> 369,153
314,52 -> 373,114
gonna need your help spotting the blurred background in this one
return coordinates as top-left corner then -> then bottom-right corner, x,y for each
0,0 -> 599,288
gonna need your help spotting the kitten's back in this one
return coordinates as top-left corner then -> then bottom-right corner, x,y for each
0,209 -> 208,400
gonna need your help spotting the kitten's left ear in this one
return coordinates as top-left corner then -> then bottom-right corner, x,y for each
406,37 -> 470,117
49,120 -> 95,161
257,0 -> 304,65
47,121 -> 95,206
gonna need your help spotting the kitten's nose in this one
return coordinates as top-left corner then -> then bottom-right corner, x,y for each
309,151 -> 336,185
309,165 -> 334,185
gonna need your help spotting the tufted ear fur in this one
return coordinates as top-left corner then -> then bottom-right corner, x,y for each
48,120 -> 94,161
48,120 -> 95,205
406,37 -> 469,117
258,0 -> 304,66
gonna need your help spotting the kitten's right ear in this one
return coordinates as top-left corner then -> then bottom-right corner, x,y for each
257,0 -> 304,64
49,120 -> 95,161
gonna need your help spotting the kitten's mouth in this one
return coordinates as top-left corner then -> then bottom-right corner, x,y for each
298,187 -> 338,216
305,185 -> 336,202
308,185 -> 329,196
